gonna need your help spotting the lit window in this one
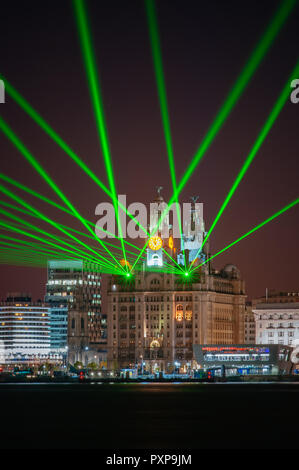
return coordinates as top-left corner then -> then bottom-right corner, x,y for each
176,305 -> 183,322
185,310 -> 192,321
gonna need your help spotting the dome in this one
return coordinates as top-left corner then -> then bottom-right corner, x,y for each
222,264 -> 240,279
223,264 -> 239,272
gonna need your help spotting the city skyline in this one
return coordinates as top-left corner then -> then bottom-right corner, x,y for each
1,0 -> 299,453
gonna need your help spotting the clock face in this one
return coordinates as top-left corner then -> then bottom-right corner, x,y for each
148,236 -> 163,251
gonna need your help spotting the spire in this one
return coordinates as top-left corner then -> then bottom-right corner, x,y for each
154,186 -> 164,202
190,196 -> 199,204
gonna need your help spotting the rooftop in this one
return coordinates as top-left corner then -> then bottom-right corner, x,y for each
253,302 -> 299,310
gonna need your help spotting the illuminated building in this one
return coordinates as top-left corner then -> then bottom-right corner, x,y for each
45,260 -> 106,365
49,305 -> 68,351
107,192 -> 246,373
147,235 -> 163,267
193,344 -> 293,376
0,294 -> 66,364
253,302 -> 299,347
146,190 -> 168,267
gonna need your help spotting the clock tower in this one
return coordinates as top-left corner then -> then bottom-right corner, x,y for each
146,187 -> 168,268
147,235 -> 163,267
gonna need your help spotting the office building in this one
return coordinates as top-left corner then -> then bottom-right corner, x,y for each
45,259 -> 105,365
0,294 -> 66,364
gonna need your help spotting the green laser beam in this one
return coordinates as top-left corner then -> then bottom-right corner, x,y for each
73,0 -> 129,269
0,123 -> 124,271
1,79 -> 181,263
0,182 -> 119,269
174,0 -> 297,200
0,240 -> 123,274
0,195 -> 144,261
189,198 -> 299,273
0,80 -> 150,241
0,234 -> 99,264
190,59 -> 299,269
0,210 -> 117,270
0,225 -> 118,271
0,247 -> 120,273
132,0 -> 297,270
0,221 -> 110,265
145,0 -> 185,266
0,245 -> 118,273
0,173 -> 144,254
0,239 -> 104,268
0,117 -> 125,271
162,248 -> 185,273
0,212 -> 140,266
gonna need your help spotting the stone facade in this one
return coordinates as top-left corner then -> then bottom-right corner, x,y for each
253,302 -> 299,347
107,264 -> 246,372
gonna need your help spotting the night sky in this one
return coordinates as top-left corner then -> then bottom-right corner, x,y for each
1,0 -> 298,305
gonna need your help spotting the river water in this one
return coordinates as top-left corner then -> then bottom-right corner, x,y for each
1,382 -> 298,449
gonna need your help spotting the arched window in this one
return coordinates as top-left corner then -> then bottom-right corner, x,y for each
81,318 -> 85,330
71,318 -> 75,329
152,254 -> 160,266
150,339 -> 160,348
176,305 -> 183,321
185,309 -> 192,321
185,305 -> 192,321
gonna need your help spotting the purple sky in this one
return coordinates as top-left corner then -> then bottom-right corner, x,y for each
0,0 -> 298,305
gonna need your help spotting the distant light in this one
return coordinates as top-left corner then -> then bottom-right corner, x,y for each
168,236 -> 174,250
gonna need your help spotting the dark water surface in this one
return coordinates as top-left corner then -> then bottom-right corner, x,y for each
1,382 -> 298,449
